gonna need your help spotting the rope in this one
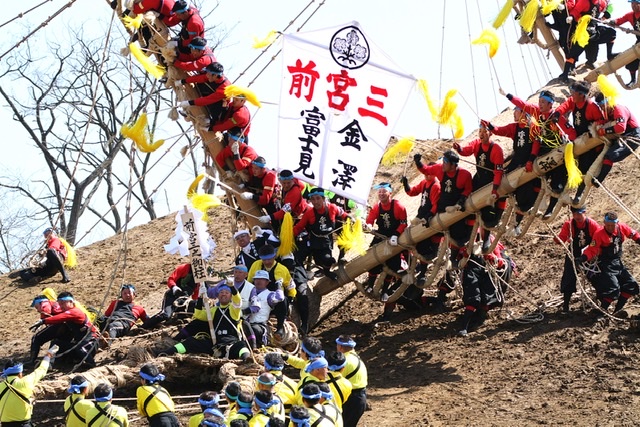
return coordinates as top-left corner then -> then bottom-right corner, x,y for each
241,0 -> 327,88
510,15 -> 535,94
473,0 -> 500,112
437,0 -> 447,139
74,130 -> 195,246
593,178 -> 640,227
463,1 -> 480,117
495,0 -> 518,90
232,0 -> 319,84
0,0 -> 79,62
0,0 -> 54,29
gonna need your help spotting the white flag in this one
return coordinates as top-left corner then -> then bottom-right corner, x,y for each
278,21 -> 416,204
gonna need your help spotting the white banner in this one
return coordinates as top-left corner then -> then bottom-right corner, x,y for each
278,22 -> 416,205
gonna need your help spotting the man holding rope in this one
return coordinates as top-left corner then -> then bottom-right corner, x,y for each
554,206 -> 600,313
576,211 -> 640,316
363,182 -> 408,320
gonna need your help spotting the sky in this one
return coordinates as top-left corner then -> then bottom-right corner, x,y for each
1,0 -> 639,247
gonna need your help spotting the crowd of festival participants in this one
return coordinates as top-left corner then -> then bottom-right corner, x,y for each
3,0 -> 640,425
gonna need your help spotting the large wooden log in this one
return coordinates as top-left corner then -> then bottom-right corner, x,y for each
314,135 -> 605,296
585,42 -> 640,83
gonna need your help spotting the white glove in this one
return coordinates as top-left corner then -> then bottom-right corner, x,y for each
499,87 -> 506,96
47,344 -> 59,356
167,40 -> 178,49
202,118 -> 211,128
275,279 -> 284,288
230,141 -> 240,155
363,223 -> 373,232
226,170 -> 235,179
445,204 -> 462,214
259,215 -> 271,223
237,183 -> 245,189
174,80 -> 184,88
172,286 -> 183,295
389,236 -> 398,246
179,100 -> 190,109
199,282 -> 207,296
241,192 -> 254,200
566,16 -> 573,24
252,225 -> 263,237
281,203 -> 291,213
557,2 -> 565,11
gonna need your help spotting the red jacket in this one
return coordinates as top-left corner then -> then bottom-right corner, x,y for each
456,138 -> 504,187
133,0 -> 175,21
272,179 -> 309,222
507,95 -> 577,141
406,178 -> 440,218
584,222 -> 640,260
366,199 -> 408,236
43,307 -> 98,335
418,163 -> 473,197
47,236 -> 67,260
104,300 -> 149,324
598,104 -> 640,136
294,203 -> 348,236
173,47 -> 217,72
212,105 -> 251,135
215,142 -> 257,171
164,8 -> 205,48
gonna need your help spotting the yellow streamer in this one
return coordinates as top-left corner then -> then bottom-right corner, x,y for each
120,113 -> 165,153
277,212 -> 296,257
381,137 -> 415,166
187,174 -> 205,198
472,28 -> 500,58
438,89 -> 458,126
336,218 -> 367,256
572,15 -> 591,48
417,79 -> 439,121
121,14 -> 143,30
224,84 -> 262,108
519,0 -> 539,33
42,287 -> 95,322
452,114 -> 465,139
597,74 -> 619,106
42,287 -> 57,301
252,30 -> 278,49
60,238 -> 77,268
129,42 -> 166,79
493,0 -> 514,29
564,142 -> 582,189
189,194 -> 222,221
541,0 -> 562,15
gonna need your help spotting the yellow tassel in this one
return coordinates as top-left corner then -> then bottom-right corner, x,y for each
336,218 -> 367,256
564,142 -> 582,189
187,174 -> 205,198
129,42 -> 166,79
572,15 -> 591,48
120,113 -> 165,153
597,74 -> 619,106
59,238 -> 77,268
277,212 -> 297,257
42,287 -> 57,301
472,28 -> 500,58
438,89 -> 458,126
190,194 -> 222,221
541,0 -> 562,15
493,0 -> 514,29
416,79 -> 439,121
74,299 -> 97,325
519,0 -> 539,33
224,84 -> 262,108
452,113 -> 465,139
381,137 -> 415,166
121,14 -> 143,30
252,30 -> 278,49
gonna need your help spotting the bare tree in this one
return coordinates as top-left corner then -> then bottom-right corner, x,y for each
0,31 -> 177,245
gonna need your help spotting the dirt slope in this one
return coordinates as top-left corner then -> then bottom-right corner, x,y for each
3,79 -> 640,426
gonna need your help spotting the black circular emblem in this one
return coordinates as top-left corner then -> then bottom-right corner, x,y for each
330,25 -> 370,70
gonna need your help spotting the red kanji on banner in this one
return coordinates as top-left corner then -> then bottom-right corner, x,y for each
357,85 -> 389,125
326,69 -> 357,111
287,59 -> 320,102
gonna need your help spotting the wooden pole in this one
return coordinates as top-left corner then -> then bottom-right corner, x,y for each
314,135 -> 606,296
